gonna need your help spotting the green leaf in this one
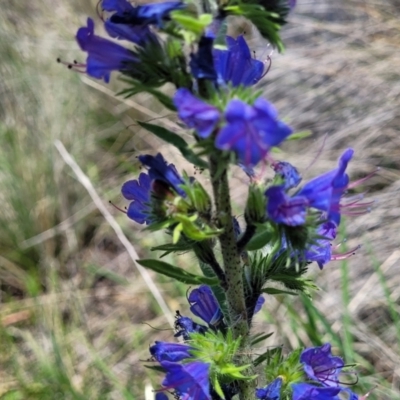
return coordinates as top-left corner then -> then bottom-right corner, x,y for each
246,228 -> 273,251
224,3 -> 285,51
287,130 -> 313,141
172,11 -> 213,35
137,121 -> 208,169
138,121 -> 187,148
261,287 -> 298,296
251,332 -> 274,346
137,259 -> 219,285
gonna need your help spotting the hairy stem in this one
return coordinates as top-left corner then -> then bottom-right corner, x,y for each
209,154 -> 255,400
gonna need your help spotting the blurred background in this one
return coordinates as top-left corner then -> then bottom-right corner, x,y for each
1,0 -> 400,398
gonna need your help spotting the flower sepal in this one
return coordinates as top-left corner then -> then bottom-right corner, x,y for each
244,182 -> 268,225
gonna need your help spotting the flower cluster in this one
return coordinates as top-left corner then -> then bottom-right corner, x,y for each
150,285 -> 264,399
292,343 -> 359,400
65,1 -> 376,399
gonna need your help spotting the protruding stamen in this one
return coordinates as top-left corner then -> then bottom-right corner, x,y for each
109,200 -> 127,214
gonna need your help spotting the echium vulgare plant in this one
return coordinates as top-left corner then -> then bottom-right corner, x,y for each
62,0 -> 377,398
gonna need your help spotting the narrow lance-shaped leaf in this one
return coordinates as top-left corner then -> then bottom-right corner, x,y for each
137,259 -> 219,285
137,121 -> 208,168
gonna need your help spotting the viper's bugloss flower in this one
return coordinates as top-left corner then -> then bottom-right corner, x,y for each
266,185 -> 308,226
174,314 -> 208,341
155,393 -> 169,400
300,343 -> 344,387
174,89 -> 220,138
272,161 -> 302,190
102,0 -> 154,45
139,153 -> 185,197
327,148 -> 353,225
76,18 -> 137,83
121,172 -> 152,224
213,36 -> 264,87
266,149 -> 355,226
190,35 -> 218,81
254,295 -> 265,313
256,377 -> 282,400
216,98 -> 293,167
121,153 -> 184,224
104,0 -> 185,27
304,222 -> 337,269
188,285 -> 223,327
292,383 -> 341,400
150,341 -> 193,362
159,361 -> 210,400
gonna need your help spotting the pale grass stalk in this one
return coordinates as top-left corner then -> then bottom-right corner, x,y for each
54,140 -> 175,328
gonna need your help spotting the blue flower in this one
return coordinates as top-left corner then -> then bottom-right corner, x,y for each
216,98 -> 293,167
150,341 -> 193,362
292,383 -> 341,400
76,18 -> 137,83
300,343 -> 344,387
105,0 -> 185,27
160,361 -> 210,400
265,185 -> 308,226
155,393 -> 169,400
174,314 -> 208,341
254,295 -> 265,313
256,377 -> 282,400
121,172 -> 152,224
173,89 -> 220,139
327,148 -> 353,225
304,222 -> 337,269
213,36 -> 264,87
102,0 -> 156,45
188,285 -> 223,327
139,153 -> 185,197
190,35 -> 218,81
266,149 -> 354,226
272,161 -> 302,190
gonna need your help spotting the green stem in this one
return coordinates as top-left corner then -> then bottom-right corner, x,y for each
208,154 -> 255,400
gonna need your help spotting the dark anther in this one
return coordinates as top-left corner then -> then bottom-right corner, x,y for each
56,57 -> 61,63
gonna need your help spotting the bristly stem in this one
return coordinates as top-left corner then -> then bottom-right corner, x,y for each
208,153 -> 255,400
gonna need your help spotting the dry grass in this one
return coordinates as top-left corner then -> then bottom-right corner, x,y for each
1,0 -> 400,398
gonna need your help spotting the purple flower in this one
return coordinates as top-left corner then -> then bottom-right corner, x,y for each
160,361 -> 210,400
76,18 -> 137,83
155,393 -> 169,400
304,222 -> 337,269
327,148 -> 353,225
300,343 -> 344,387
102,0 -> 156,45
216,98 -> 293,167
272,161 -> 302,190
174,314 -> 208,341
266,149 -> 354,226
188,286 -> 223,327
173,89 -> 220,138
256,377 -> 282,400
254,295 -> 265,313
213,36 -> 264,87
190,35 -> 218,81
106,0 -> 185,27
121,172 -> 152,224
139,153 -> 185,197
150,341 -> 192,362
292,383 -> 341,400
265,185 -> 308,226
